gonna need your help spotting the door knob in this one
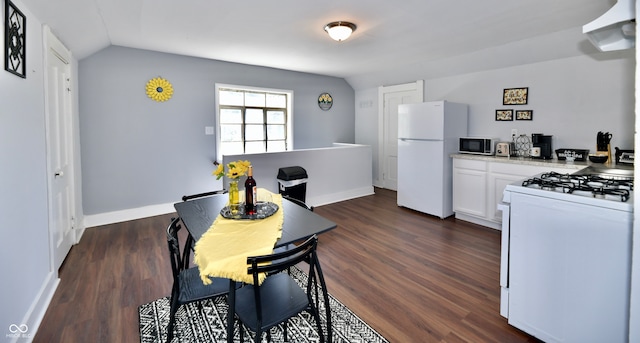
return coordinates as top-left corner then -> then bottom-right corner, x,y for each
54,171 -> 64,178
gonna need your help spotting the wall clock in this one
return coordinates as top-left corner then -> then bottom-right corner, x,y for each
318,92 -> 333,111
146,77 -> 173,102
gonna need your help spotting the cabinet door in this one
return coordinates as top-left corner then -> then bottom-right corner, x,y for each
489,173 -> 524,222
453,167 -> 487,217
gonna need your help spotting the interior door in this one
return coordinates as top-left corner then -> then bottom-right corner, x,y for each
379,81 -> 423,190
46,28 -> 75,270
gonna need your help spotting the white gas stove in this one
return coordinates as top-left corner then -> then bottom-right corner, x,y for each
499,165 -> 633,342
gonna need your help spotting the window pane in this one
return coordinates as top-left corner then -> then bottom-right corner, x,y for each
266,93 -> 286,108
219,90 -> 244,106
220,124 -> 242,142
245,92 -> 265,107
220,108 -> 243,123
220,141 -> 244,155
266,110 -> 285,124
245,141 -> 266,154
245,109 -> 264,124
267,140 -> 286,152
267,124 -> 285,140
245,124 -> 265,140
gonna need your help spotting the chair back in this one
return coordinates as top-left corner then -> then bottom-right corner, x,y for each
182,189 -> 227,202
283,195 -> 314,211
247,235 -> 318,281
167,217 -> 187,282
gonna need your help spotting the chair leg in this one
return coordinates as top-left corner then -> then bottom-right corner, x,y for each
167,293 -> 180,342
282,320 -> 287,342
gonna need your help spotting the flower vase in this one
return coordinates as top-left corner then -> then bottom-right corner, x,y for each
228,180 -> 240,214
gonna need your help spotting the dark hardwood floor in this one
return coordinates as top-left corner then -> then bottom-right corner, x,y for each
34,188 -> 538,342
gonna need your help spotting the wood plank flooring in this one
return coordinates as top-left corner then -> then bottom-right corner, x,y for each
33,188 -> 538,342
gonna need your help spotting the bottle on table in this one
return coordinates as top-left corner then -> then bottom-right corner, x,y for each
245,165 -> 257,214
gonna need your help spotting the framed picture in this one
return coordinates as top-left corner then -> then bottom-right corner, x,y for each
503,87 -> 528,105
4,0 -> 26,78
495,109 -> 513,121
516,110 -> 533,121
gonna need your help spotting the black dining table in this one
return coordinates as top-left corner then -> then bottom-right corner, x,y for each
174,193 -> 337,343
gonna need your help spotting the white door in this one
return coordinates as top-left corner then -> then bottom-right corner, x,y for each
378,81 -> 423,190
45,27 -> 75,270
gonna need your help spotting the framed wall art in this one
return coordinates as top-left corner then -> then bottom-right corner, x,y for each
4,0 -> 26,78
495,109 -> 513,121
318,92 -> 333,111
503,87 -> 528,105
516,110 -> 533,121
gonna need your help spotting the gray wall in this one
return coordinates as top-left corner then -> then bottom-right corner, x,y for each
355,50 -> 635,185
0,2 -> 62,336
79,46 -> 354,215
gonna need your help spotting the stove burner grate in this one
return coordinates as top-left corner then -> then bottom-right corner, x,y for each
521,172 -> 633,202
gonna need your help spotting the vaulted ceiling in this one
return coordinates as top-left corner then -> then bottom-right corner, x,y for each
22,0 -> 614,89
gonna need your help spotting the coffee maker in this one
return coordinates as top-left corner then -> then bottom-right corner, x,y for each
531,133 -> 553,159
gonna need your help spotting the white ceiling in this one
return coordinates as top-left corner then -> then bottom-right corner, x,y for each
21,0 -> 613,89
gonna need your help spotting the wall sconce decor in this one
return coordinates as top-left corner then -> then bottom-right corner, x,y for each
5,0 -> 26,78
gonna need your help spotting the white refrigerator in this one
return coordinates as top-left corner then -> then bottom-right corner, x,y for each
397,101 -> 468,218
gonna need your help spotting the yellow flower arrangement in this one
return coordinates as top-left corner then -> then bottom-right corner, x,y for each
146,77 -> 173,102
213,160 -> 251,180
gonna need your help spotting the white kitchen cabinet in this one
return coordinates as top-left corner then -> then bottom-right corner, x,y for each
453,159 -> 487,218
452,155 -> 584,230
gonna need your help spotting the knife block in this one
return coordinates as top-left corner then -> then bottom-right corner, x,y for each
596,144 -> 612,163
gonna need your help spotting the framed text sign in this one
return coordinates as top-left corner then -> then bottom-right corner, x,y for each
503,87 -> 527,105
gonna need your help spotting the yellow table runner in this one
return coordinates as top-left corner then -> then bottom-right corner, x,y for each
193,189 -> 284,285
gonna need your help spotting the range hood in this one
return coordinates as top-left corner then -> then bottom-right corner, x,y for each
583,0 -> 636,52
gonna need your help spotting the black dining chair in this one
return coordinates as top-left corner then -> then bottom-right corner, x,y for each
272,195 -> 314,272
233,234 -> 331,343
181,189 -> 228,202
282,194 -> 314,211
166,217 -> 236,343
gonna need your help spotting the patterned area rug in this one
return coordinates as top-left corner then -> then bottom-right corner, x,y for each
139,266 -> 389,343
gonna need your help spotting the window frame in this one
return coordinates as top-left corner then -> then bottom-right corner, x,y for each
215,83 -> 293,161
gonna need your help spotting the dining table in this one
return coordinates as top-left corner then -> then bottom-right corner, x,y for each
174,193 -> 337,343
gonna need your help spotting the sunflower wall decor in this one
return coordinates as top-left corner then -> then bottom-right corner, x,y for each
145,77 -> 173,102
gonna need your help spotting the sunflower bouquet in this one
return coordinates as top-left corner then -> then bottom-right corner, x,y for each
213,160 -> 251,180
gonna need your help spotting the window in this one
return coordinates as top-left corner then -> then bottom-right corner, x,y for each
216,84 -> 292,159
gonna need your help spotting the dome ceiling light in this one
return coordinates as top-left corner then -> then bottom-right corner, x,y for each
324,21 -> 357,42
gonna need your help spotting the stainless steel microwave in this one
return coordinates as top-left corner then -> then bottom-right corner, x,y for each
459,137 -> 497,155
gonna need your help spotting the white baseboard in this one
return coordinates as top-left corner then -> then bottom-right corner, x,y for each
310,186 -> 375,207
454,212 -> 501,230
15,272 -> 59,343
83,202 -> 176,228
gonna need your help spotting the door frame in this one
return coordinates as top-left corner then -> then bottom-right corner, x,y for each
43,25 -> 77,272
377,80 -> 423,189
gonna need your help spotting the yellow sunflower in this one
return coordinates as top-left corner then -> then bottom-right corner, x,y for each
146,77 -> 173,102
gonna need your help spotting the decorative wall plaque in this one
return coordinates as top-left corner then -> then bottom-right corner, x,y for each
318,92 -> 333,111
4,0 -> 26,78
503,87 -> 528,105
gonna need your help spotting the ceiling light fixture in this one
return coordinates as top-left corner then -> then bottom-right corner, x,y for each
324,21 -> 357,42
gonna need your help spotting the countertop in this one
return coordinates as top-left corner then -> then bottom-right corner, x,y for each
450,153 -> 592,170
